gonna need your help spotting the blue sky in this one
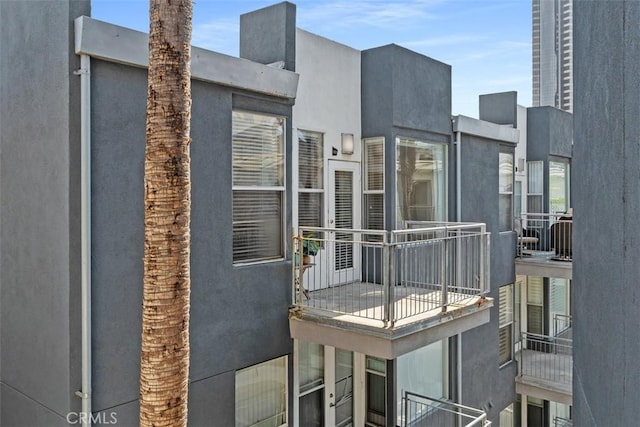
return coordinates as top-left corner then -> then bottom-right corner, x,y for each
92,0 -> 531,117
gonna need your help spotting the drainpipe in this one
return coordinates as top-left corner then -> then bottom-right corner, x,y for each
454,127 -> 463,410
74,53 -> 92,426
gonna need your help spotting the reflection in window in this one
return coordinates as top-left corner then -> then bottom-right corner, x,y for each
396,138 -> 446,229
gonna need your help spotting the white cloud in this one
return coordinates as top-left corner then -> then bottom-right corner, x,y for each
192,19 -> 239,55
296,0 -> 450,30
403,34 -> 489,49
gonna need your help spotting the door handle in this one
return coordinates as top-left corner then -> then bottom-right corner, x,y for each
329,219 -> 334,224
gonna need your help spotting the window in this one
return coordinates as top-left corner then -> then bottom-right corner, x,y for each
527,276 -> 544,335
232,111 -> 285,263
298,341 -> 324,427
549,160 -> 570,213
514,180 -> 522,219
236,356 -> 287,427
366,356 -> 386,426
298,130 -> 324,236
499,151 -> 514,231
396,138 -> 446,229
396,340 -> 448,425
499,284 -> 514,365
527,161 -> 544,213
499,403 -> 515,427
363,137 -> 384,231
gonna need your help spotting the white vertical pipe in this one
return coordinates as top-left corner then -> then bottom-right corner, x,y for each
79,53 -> 92,426
455,129 -> 463,410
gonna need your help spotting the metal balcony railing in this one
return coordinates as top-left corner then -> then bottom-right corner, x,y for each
401,392 -> 491,427
515,212 -> 572,261
518,332 -> 573,387
293,223 -> 490,326
553,416 -> 573,427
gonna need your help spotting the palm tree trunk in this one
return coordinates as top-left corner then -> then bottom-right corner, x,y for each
140,1 -> 192,426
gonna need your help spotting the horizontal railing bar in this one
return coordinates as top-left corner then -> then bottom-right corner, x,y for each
404,392 -> 487,416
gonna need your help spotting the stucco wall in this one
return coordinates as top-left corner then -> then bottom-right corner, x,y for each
573,1 -> 640,425
459,132 -> 517,423
0,0 -> 89,424
89,60 -> 294,424
362,45 -> 452,230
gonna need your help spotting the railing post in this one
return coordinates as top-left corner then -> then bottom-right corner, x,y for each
441,234 -> 448,312
403,391 -> 408,427
382,232 -> 395,326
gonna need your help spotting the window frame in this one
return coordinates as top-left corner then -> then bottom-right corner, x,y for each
297,129 -> 325,235
499,150 -> 514,232
395,137 -> 448,228
499,283 -> 514,366
363,137 -> 385,232
232,110 -> 286,265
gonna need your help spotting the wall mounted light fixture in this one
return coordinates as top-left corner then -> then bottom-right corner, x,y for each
341,133 -> 354,155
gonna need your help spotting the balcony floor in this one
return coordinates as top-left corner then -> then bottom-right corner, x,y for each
516,349 -> 573,405
290,281 -> 492,359
301,282 -> 481,326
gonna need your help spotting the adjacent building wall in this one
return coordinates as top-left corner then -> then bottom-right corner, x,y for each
0,1 -> 89,424
573,1 -> 640,425
89,59 -> 295,425
454,117 -> 518,424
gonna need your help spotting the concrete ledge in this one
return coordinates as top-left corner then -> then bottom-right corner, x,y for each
515,258 -> 572,280
453,115 -> 520,144
516,377 -> 572,406
74,16 -> 299,99
289,298 -> 492,359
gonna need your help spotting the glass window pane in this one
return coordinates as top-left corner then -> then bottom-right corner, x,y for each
298,130 -> 323,190
364,138 -> 384,191
233,191 -> 282,262
299,341 -> 324,393
235,356 -> 287,427
396,138 -> 446,228
499,284 -> 514,327
366,373 -> 386,425
514,181 -> 522,218
364,193 -> 384,230
499,152 -> 513,231
299,389 -> 324,427
499,152 -> 514,193
299,192 -> 324,229
549,161 -> 569,213
232,111 -> 284,187
499,325 -> 513,365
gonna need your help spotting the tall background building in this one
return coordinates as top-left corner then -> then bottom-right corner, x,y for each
532,0 -> 573,112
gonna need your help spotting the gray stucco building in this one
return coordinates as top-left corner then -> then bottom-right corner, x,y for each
0,1 -> 574,426
573,1 -> 640,426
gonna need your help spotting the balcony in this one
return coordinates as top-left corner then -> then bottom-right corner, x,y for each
401,392 -> 491,427
515,213 -> 573,279
289,223 -> 492,359
516,332 -> 573,405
